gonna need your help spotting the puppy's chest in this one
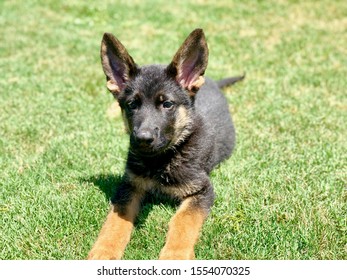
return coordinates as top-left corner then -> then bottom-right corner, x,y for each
128,154 -> 184,185
126,153 -> 199,198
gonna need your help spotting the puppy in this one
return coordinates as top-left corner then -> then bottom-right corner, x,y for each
88,28 -> 243,260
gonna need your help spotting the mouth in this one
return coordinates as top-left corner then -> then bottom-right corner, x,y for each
129,137 -> 170,157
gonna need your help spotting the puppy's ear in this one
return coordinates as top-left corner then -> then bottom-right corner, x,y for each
100,33 -> 138,97
166,29 -> 208,96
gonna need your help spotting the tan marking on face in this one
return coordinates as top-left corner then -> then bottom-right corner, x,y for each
171,106 -> 192,146
159,197 -> 208,260
121,110 -> 130,133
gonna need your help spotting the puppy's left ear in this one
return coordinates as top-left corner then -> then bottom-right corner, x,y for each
166,28 -> 208,96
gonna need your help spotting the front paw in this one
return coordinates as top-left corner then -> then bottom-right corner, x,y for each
87,246 -> 122,260
159,247 -> 195,260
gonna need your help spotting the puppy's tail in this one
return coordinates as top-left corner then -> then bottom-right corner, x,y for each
217,73 -> 245,89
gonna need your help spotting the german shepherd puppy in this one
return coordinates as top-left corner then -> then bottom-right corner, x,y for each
88,29 -> 243,260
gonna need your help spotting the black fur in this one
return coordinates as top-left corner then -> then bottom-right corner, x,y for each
94,28 -> 243,259
112,66 -> 236,211
103,29 -> 240,212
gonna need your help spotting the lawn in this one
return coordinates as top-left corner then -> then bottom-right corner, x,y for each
0,0 -> 346,260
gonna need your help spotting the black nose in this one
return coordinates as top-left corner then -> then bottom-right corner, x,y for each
135,129 -> 155,144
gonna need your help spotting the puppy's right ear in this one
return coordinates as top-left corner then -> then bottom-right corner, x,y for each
100,33 -> 138,97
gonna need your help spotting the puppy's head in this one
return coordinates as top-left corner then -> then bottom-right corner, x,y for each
100,29 -> 208,156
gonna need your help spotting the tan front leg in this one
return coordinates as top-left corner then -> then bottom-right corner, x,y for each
88,193 -> 142,260
159,197 -> 208,260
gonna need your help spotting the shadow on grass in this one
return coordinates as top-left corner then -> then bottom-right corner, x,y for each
81,173 -> 178,227
82,173 -> 123,201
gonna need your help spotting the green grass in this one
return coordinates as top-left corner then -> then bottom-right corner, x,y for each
1,0 -> 346,260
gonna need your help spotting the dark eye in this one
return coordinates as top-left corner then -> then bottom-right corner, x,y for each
127,100 -> 138,110
162,101 -> 174,109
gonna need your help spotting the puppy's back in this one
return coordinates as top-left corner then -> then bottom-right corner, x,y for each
195,78 -> 235,169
